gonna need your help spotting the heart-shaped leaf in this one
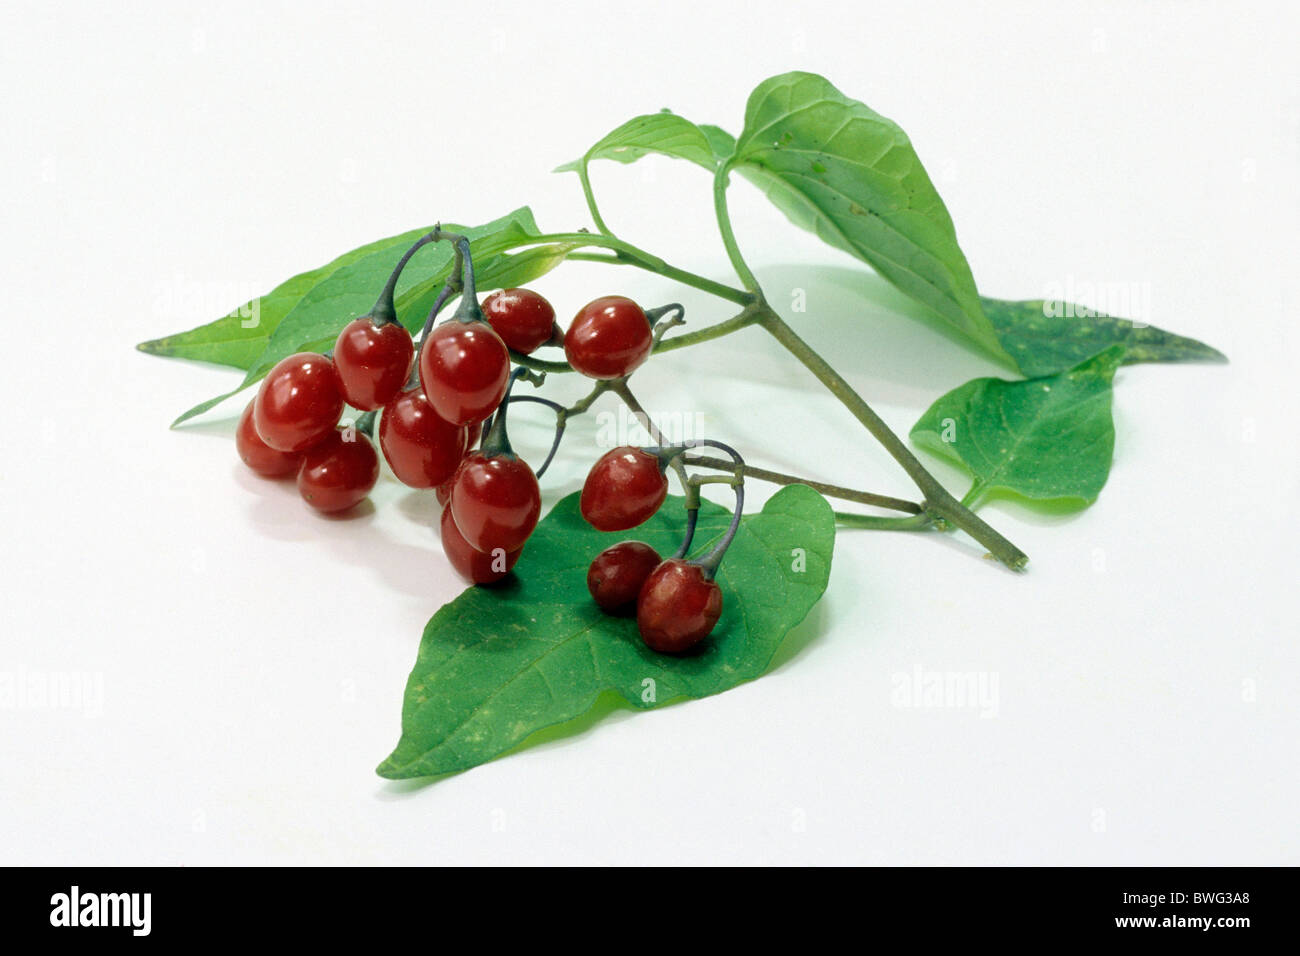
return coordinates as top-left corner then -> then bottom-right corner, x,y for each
728,72 -> 1006,361
378,484 -> 835,780
910,346 -> 1124,507
983,296 -> 1226,378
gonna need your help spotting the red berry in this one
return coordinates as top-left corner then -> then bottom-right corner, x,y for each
440,506 -> 521,585
587,541 -> 661,613
435,476 -> 454,507
333,317 -> 414,411
235,400 -> 301,478
580,446 -> 668,531
378,388 -> 467,488
419,321 -> 510,426
636,559 -> 722,653
296,429 -> 380,513
253,352 -> 344,452
482,288 -> 557,354
449,453 -> 541,553
564,295 -> 652,379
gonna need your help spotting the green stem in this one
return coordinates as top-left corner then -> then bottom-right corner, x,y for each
758,308 -> 1028,571
834,511 -> 935,532
577,165 -> 614,236
681,454 -> 920,514
713,164 -> 762,294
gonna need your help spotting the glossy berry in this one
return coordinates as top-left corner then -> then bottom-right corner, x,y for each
333,317 -> 414,411
580,446 -> 668,531
235,400 -> 301,478
587,541 -> 662,613
449,453 -> 541,553
435,476 -> 454,507
440,506 -> 521,585
253,352 -> 345,453
378,388 -> 466,488
564,295 -> 652,380
419,321 -> 510,426
296,429 -> 380,514
482,288 -> 557,354
636,559 -> 723,654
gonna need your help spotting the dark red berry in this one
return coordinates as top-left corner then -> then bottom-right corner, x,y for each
378,388 -> 466,488
564,295 -> 652,380
236,400 -> 301,478
636,559 -> 722,653
587,541 -> 661,613
482,288 -> 557,354
296,429 -> 380,513
333,317 -> 414,411
419,321 -> 510,426
253,352 -> 344,452
440,505 -> 521,585
449,452 -> 541,553
580,446 -> 668,531
435,476 -> 454,507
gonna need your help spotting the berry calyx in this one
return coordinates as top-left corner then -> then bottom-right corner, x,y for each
564,295 -> 653,379
440,506 -> 521,585
482,288 -> 559,354
236,400 -> 302,478
296,429 -> 380,513
333,316 -> 414,411
449,453 -> 541,553
419,320 -> 511,426
636,558 -> 723,653
253,352 -> 345,452
580,446 -> 668,531
378,387 -> 467,488
587,540 -> 661,613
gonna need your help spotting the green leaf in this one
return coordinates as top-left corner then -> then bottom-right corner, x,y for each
910,346 -> 1125,507
982,296 -> 1227,378
162,208 -> 564,427
136,229 -> 430,370
729,71 -> 1005,360
555,111 -> 726,174
699,124 -> 736,162
377,484 -> 835,780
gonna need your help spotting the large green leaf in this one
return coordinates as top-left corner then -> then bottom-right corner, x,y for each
728,72 -> 1005,360
910,346 -> 1124,507
162,208 -> 562,426
555,111 -> 725,175
378,485 -> 835,780
135,229 -> 430,370
983,296 -> 1226,378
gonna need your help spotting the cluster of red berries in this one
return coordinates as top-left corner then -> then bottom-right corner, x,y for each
233,229 -> 739,655
580,445 -> 730,655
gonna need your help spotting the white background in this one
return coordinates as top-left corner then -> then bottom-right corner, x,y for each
1,1 -> 1296,865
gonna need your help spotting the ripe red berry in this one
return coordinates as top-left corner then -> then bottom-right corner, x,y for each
435,476 -> 454,507
235,400 -> 302,478
636,559 -> 723,653
378,388 -> 467,488
296,429 -> 380,513
587,541 -> 662,613
482,288 -> 557,354
253,352 -> 345,452
580,446 -> 668,531
419,321 -> 510,426
449,452 -> 541,553
440,506 -> 521,585
564,295 -> 652,379
333,317 -> 414,411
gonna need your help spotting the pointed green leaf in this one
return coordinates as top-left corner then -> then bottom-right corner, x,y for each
729,71 -> 1006,360
982,296 -> 1227,378
136,229 -> 431,370
378,484 -> 835,780
555,111 -> 726,174
911,346 -> 1125,507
